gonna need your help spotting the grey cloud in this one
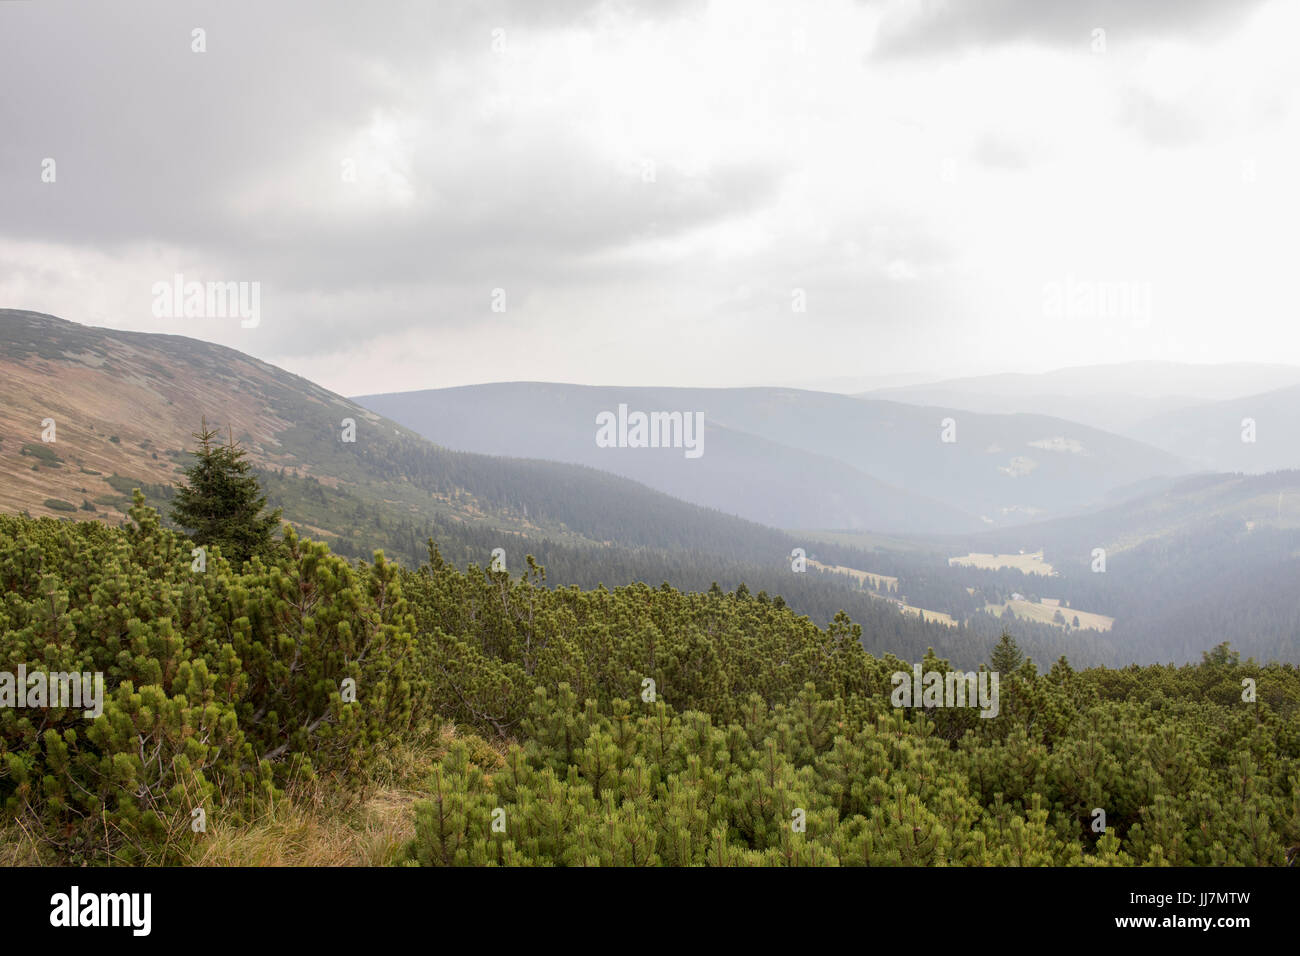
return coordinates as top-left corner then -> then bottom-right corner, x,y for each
865,0 -> 1267,58
231,157 -> 781,357
0,0 -> 760,360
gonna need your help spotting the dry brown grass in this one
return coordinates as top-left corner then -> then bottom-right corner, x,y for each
948,550 -> 1056,576
0,819 -> 47,865
806,558 -> 899,591
189,789 -> 410,867
0,341 -> 298,522
0,722 -> 479,867
985,599 -> 1114,632
188,724 -> 454,867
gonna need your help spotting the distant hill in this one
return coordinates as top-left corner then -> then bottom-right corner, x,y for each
861,361 -> 1300,435
354,382 -> 1190,532
356,383 -> 978,534
1125,384 -> 1300,473
957,469 -> 1300,559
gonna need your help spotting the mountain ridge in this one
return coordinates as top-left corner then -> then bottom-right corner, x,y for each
355,381 -> 1190,532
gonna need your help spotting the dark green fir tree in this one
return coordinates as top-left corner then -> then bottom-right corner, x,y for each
170,418 -> 282,566
990,630 -> 1024,673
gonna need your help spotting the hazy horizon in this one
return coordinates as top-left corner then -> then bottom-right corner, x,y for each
12,307 -> 1300,401
350,357 -> 1300,399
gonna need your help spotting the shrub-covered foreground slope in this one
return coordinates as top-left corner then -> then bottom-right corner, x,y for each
2,505 -> 1297,865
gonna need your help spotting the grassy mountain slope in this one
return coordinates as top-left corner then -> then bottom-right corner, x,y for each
0,309 -> 813,559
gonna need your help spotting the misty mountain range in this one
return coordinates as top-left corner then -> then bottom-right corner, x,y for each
5,308 -> 1300,667
356,361 -> 1300,535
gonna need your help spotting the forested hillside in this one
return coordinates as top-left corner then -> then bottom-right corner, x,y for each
942,471 -> 1300,663
2,504 -> 1296,866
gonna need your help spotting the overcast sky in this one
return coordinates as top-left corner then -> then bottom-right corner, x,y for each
2,0 -> 1297,396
